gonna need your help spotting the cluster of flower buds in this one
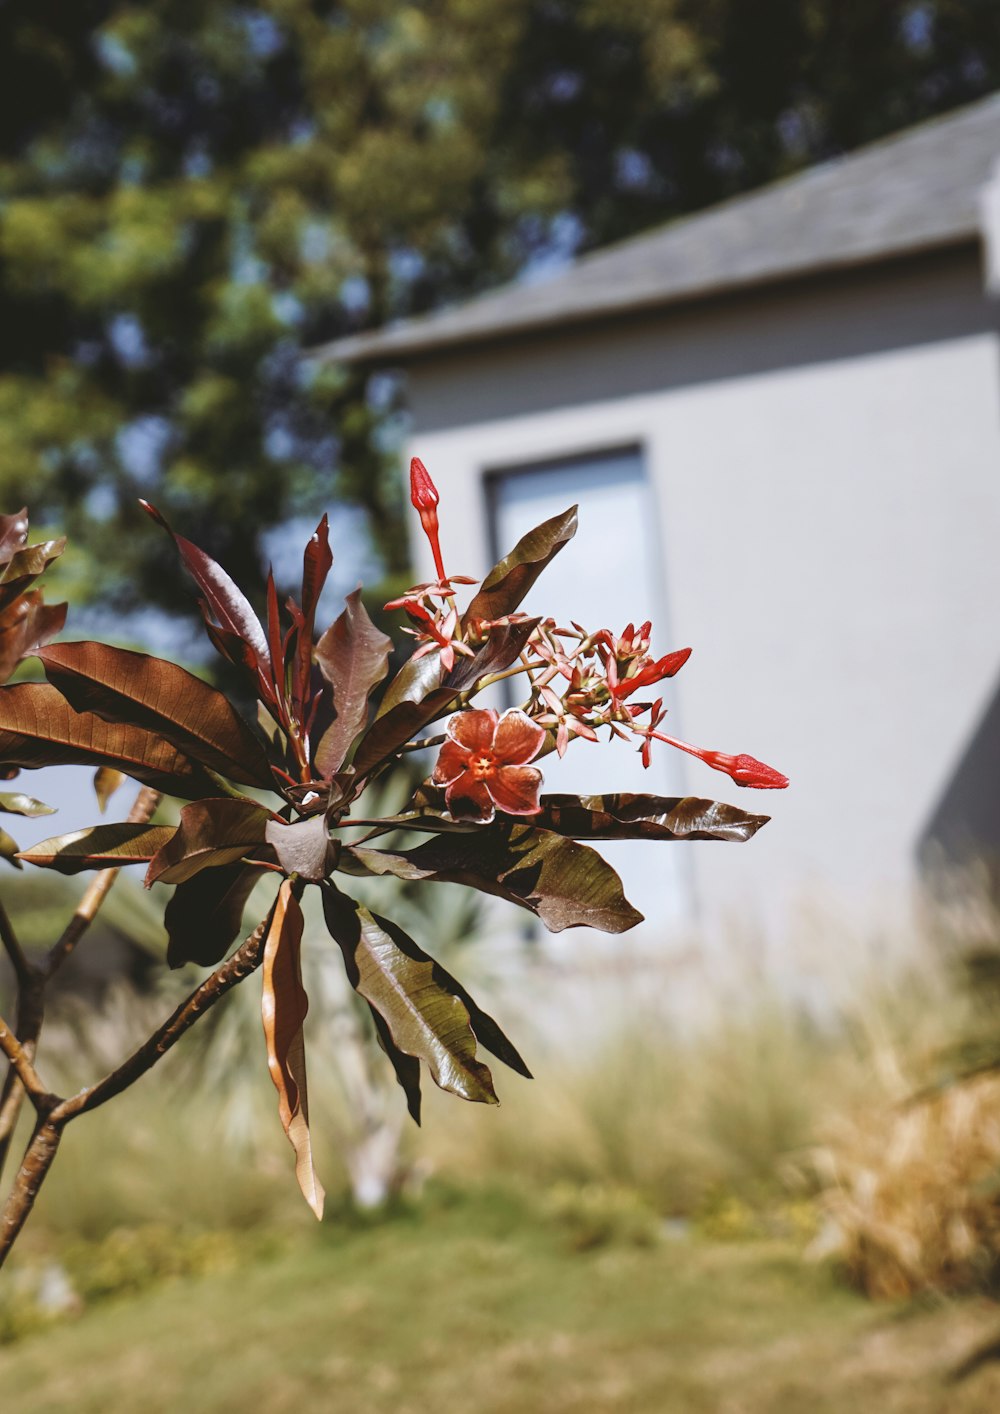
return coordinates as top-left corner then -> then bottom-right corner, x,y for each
387,457 -> 788,816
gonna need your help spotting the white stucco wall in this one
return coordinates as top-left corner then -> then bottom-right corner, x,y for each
400,253 -> 1000,953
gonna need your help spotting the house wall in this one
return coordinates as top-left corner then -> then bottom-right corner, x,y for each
401,248 -> 1000,954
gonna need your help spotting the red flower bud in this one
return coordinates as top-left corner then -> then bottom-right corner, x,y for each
409,456 -> 446,582
409,457 -> 439,513
701,750 -> 789,790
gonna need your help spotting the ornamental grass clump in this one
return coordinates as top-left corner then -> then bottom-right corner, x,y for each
0,459 -> 786,1261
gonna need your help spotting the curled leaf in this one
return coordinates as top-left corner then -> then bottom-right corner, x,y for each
146,798 -> 269,886
262,880 -> 325,1219
322,885 -> 505,1113
343,824 -> 643,934
264,815 -> 338,883
94,767 -> 127,815
0,826 -> 22,869
0,790 -> 56,818
464,506 -> 577,624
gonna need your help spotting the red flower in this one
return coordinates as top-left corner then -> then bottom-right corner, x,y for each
433,708 -> 545,822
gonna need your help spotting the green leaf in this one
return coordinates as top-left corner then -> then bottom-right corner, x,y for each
314,589 -> 392,776
262,880 -> 325,1219
464,506 -> 577,624
38,642 -> 273,788
322,885 -> 507,1110
395,786 -> 769,842
0,790 -> 56,817
18,823 -> 177,874
264,815 -> 338,882
163,862 -> 264,968
343,824 -> 643,934
146,797 -> 269,886
0,682 -> 219,798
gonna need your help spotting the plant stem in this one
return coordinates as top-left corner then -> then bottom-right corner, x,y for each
53,907 -> 276,1123
0,785 -> 161,1184
0,1118 -> 62,1268
0,898 -> 32,986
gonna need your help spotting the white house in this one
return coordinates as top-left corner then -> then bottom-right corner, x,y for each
319,95 -> 1000,957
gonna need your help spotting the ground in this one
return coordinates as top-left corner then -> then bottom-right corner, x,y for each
3,1189 -> 1000,1413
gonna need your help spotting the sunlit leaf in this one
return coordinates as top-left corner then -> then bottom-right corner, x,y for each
18,823 -> 177,874
343,824 -> 643,934
0,537 -> 66,609
0,790 -> 55,817
375,646 -> 442,719
262,879 -> 325,1219
0,682 -> 218,798
264,815 -> 338,882
323,885 -> 512,1112
93,766 -> 127,815
39,642 -> 273,788
0,592 -> 66,684
314,589 -> 392,776
163,861 -> 264,968
146,797 -> 270,886
464,506 -> 577,624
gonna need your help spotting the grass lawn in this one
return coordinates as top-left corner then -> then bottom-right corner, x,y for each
3,1189 -> 1000,1413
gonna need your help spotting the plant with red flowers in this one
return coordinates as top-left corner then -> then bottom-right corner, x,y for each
0,459 -> 785,1263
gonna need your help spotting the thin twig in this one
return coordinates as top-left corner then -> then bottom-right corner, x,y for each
54,906 -> 276,1123
0,898 -> 33,986
43,785 -> 162,979
0,784 -> 162,1182
0,1118 -> 62,1269
396,733 -> 446,754
0,1016 -> 52,1106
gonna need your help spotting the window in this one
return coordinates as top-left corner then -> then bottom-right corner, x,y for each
487,447 -> 694,937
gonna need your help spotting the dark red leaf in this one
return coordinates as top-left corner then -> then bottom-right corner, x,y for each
0,593 -> 66,684
0,682 -> 218,798
0,509 -> 28,563
140,500 -> 271,679
18,823 -> 177,874
264,815 -> 338,882
322,885 -> 503,1108
146,797 -> 270,886
164,862 -> 264,968
38,642 -> 273,788
314,590 -> 392,776
262,879 -> 325,1218
343,824 -> 643,934
464,506 -> 577,624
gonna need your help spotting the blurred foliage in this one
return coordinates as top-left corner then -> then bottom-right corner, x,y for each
0,1 -> 997,623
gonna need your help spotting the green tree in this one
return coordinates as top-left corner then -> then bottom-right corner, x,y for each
0,2 -> 996,623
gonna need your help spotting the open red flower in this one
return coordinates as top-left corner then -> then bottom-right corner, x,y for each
433,708 -> 545,822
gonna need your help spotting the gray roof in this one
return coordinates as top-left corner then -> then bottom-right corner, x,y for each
317,92 -> 1000,366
